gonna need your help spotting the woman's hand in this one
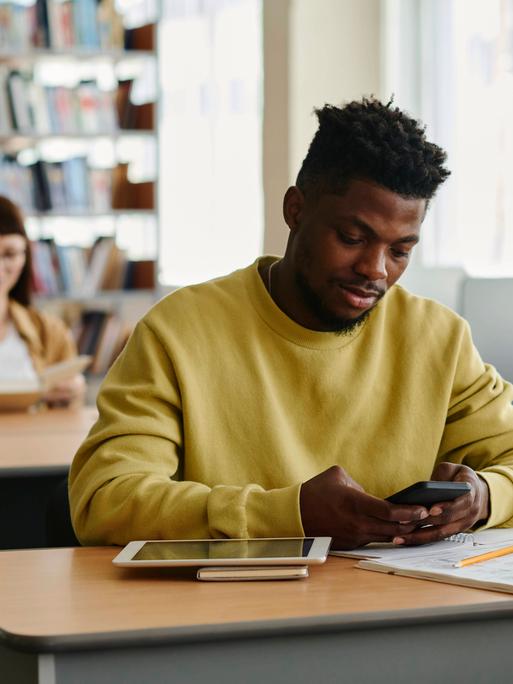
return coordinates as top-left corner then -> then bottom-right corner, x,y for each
44,374 -> 86,408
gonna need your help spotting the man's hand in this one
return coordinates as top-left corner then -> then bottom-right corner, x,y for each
300,465 -> 430,550
390,462 -> 490,546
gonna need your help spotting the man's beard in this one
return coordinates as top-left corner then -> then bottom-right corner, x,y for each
295,270 -> 383,335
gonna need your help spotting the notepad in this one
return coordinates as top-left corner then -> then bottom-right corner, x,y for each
355,530 -> 513,595
330,532 -> 477,562
0,355 -> 91,411
196,565 -> 309,581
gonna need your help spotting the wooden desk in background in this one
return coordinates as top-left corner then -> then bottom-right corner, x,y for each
0,406 -> 97,549
1,551 -> 513,684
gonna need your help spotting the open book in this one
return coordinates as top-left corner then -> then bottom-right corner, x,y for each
351,529 -> 513,595
0,355 -> 91,411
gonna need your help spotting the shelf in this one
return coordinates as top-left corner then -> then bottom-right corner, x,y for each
0,131 -> 155,153
25,209 -> 156,218
0,49 -> 156,64
35,288 -> 158,303
0,131 -> 154,141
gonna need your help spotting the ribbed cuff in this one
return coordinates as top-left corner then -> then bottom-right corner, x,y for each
476,470 -> 513,529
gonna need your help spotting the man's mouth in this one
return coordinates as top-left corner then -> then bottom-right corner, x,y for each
338,285 -> 383,310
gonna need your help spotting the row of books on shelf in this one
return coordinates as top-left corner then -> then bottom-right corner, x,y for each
31,236 -> 156,297
75,308 -> 132,376
1,3 -> 154,53
0,68 -> 154,136
0,0 -> 124,52
1,156 -> 154,212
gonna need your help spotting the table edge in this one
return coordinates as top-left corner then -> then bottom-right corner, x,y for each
3,599 -> 513,655
0,465 -> 69,477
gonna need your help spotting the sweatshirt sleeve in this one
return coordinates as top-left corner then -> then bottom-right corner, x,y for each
437,321 -> 513,529
69,319 -> 303,545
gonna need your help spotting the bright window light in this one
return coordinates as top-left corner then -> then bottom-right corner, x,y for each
158,0 -> 263,287
390,0 -> 513,277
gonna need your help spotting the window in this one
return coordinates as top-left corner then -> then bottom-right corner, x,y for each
158,0 -> 263,286
383,0 -> 513,276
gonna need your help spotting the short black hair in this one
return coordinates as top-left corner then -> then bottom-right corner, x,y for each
296,97 -> 450,200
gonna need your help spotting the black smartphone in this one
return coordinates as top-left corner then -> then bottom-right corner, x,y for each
386,481 -> 471,506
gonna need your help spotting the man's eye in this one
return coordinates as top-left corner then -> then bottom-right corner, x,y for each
391,248 -> 410,259
338,233 -> 362,245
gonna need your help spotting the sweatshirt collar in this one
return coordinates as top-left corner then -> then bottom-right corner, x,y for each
245,257 -> 368,350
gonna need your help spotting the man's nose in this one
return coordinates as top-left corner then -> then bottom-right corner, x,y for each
353,247 -> 388,281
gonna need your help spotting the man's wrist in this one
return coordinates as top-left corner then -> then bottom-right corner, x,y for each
477,474 -> 491,524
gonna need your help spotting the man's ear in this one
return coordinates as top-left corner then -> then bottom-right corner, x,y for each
283,186 -> 305,232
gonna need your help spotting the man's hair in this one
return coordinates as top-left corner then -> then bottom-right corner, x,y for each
296,97 -> 450,200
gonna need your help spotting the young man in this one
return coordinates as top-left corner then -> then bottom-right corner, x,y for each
70,98 -> 513,549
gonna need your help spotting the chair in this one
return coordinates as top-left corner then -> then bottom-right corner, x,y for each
461,277 -> 513,383
45,476 -> 80,547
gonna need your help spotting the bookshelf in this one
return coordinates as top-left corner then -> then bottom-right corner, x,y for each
1,0 -> 161,399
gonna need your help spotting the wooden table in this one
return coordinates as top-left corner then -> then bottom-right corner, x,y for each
1,549 -> 513,684
0,406 -> 97,548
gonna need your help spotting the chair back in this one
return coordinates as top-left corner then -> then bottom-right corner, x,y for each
461,277 -> 513,383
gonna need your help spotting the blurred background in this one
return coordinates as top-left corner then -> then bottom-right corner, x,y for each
2,0 -> 512,395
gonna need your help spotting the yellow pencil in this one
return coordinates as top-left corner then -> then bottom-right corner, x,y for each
454,544 -> 513,568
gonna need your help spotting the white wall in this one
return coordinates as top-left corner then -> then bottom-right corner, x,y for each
262,0 -> 291,256
288,0 -> 381,181
263,0 -> 382,256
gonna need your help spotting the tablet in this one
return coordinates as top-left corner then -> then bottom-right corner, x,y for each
112,537 -> 332,568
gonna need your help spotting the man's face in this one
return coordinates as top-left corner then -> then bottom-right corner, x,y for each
284,178 -> 426,332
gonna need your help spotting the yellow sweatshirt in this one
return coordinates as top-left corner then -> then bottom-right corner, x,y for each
69,257 -> 513,544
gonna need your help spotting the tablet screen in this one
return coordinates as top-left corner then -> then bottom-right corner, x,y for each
133,538 -> 315,561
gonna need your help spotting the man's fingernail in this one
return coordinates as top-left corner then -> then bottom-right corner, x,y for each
430,506 -> 442,516
393,537 -> 405,545
419,510 -> 429,519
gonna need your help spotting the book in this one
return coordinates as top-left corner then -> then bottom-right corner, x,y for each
124,23 -> 155,51
31,239 -> 61,295
123,259 -> 156,290
55,244 -> 88,295
73,0 -> 100,49
6,70 -> 32,131
97,0 -> 124,50
61,156 -> 89,209
330,532 -> 478,561
29,160 -> 52,211
47,0 -> 66,50
0,65 -> 12,133
355,529 -> 513,595
28,81 -> 52,134
196,565 -> 309,582
0,355 -> 91,412
89,314 -> 122,375
88,167 -> 112,213
82,236 -> 119,295
77,310 -> 110,357
34,0 -> 51,48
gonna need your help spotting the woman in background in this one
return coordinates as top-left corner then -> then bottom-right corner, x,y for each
0,195 -> 85,406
